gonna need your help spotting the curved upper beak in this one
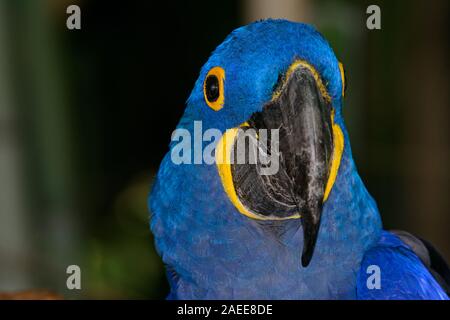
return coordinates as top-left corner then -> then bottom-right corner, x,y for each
218,61 -> 336,267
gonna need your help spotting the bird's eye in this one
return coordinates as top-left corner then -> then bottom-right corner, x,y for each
204,66 -> 225,111
205,75 -> 219,101
338,62 -> 347,97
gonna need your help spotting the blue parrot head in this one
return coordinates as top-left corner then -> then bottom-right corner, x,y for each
186,19 -> 345,131
150,19 -> 381,299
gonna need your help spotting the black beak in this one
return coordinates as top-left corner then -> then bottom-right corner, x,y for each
230,64 -> 333,267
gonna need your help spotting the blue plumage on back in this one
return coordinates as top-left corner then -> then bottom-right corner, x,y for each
149,19 -> 449,299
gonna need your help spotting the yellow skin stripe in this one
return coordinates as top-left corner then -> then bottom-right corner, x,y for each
214,60 -> 344,220
324,112 -> 344,201
338,62 -> 345,98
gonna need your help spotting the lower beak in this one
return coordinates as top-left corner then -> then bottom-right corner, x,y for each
217,61 -> 339,267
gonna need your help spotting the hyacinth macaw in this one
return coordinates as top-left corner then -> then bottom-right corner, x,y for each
149,19 -> 449,299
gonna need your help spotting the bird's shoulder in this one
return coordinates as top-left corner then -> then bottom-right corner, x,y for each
356,230 -> 449,300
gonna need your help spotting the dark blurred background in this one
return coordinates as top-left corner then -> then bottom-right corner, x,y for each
0,0 -> 448,299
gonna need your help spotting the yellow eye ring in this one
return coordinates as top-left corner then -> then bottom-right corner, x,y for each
203,66 -> 225,111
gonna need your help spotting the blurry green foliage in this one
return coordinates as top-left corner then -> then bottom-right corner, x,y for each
83,174 -> 168,299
